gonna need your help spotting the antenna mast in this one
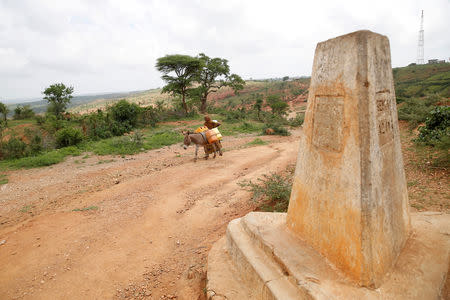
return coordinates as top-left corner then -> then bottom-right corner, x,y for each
417,10 -> 424,64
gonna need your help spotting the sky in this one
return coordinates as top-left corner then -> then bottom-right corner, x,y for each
0,0 -> 449,102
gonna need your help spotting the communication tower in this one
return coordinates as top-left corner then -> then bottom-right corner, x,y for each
417,10 -> 424,64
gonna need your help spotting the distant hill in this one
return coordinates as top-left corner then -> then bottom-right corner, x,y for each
5,63 -> 448,117
6,90 -> 151,116
393,63 -> 450,99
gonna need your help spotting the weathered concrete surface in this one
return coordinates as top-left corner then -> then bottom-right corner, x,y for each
206,212 -> 449,300
286,30 -> 410,287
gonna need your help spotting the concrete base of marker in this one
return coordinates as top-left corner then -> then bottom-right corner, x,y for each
206,212 -> 449,300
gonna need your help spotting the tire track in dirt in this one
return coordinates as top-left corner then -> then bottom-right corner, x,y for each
0,131 -> 300,300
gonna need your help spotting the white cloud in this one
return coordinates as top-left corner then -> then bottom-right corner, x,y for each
0,0 -> 449,99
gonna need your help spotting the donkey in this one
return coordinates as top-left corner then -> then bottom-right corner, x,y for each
182,131 -> 222,162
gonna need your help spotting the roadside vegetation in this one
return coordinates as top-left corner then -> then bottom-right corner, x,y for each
239,165 -> 295,212
239,63 -> 449,213
395,63 -> 449,169
0,74 -> 306,170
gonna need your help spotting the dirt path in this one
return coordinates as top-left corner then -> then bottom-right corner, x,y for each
0,131 -> 301,300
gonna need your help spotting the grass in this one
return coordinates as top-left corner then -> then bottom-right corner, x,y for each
219,121 -> 265,136
407,180 -> 418,187
20,205 -> 32,213
0,127 -> 182,170
394,63 -> 450,98
0,146 -> 82,170
7,119 -> 36,128
97,159 -> 114,164
246,138 -> 268,146
86,129 -> 181,156
238,165 -> 294,212
72,206 -> 98,212
0,174 -> 7,185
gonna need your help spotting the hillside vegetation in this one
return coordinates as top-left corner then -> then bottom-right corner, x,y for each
0,78 -> 309,171
1,63 -> 448,171
394,62 -> 450,99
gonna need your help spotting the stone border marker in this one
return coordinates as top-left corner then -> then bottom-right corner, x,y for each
286,30 -> 411,288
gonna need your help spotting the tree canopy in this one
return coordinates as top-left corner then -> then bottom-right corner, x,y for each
43,83 -> 74,119
0,102 -> 9,125
155,53 -> 244,114
155,54 -> 201,114
267,94 -> 288,116
195,53 -> 245,113
13,105 -> 35,120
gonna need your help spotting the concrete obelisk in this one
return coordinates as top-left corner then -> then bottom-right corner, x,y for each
286,30 -> 411,288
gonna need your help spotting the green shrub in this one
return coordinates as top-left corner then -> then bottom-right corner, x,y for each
1,137 -> 27,159
83,110 -> 113,139
41,114 -> 65,133
110,121 -> 131,136
35,115 -> 45,125
238,169 -> 294,212
13,105 -> 35,120
139,106 -> 160,127
397,95 -> 440,128
417,106 -> 450,148
262,123 -> 290,136
109,100 -> 141,128
131,130 -> 144,145
288,113 -> 304,127
223,108 -> 248,123
24,128 -> 43,154
55,127 -> 83,148
293,88 -> 305,96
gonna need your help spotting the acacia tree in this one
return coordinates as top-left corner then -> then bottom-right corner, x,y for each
43,83 -> 74,119
253,94 -> 263,120
156,54 -> 201,115
267,94 -> 288,116
195,53 -> 245,113
0,102 -> 9,125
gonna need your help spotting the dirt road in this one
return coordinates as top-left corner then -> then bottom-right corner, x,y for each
0,131 -> 300,299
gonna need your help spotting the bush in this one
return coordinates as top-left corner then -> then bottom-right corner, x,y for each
417,106 -> 450,148
238,168 -> 294,212
55,127 -> 83,148
262,123 -> 290,136
110,121 -> 131,136
293,88 -> 306,96
139,106 -> 160,127
223,108 -> 248,123
1,137 -> 27,159
83,110 -> 113,139
109,100 -> 141,128
288,113 -> 304,127
24,128 -> 43,154
397,95 -> 440,128
41,114 -> 65,133
13,105 -> 35,120
35,115 -> 45,125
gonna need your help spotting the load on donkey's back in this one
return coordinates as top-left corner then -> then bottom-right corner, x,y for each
182,115 -> 223,162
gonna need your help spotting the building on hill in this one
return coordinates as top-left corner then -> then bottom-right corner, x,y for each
427,59 -> 446,64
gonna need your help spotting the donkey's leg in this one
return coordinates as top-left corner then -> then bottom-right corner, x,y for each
212,143 -> 217,159
217,141 -> 223,156
194,144 -> 198,162
203,145 -> 209,159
